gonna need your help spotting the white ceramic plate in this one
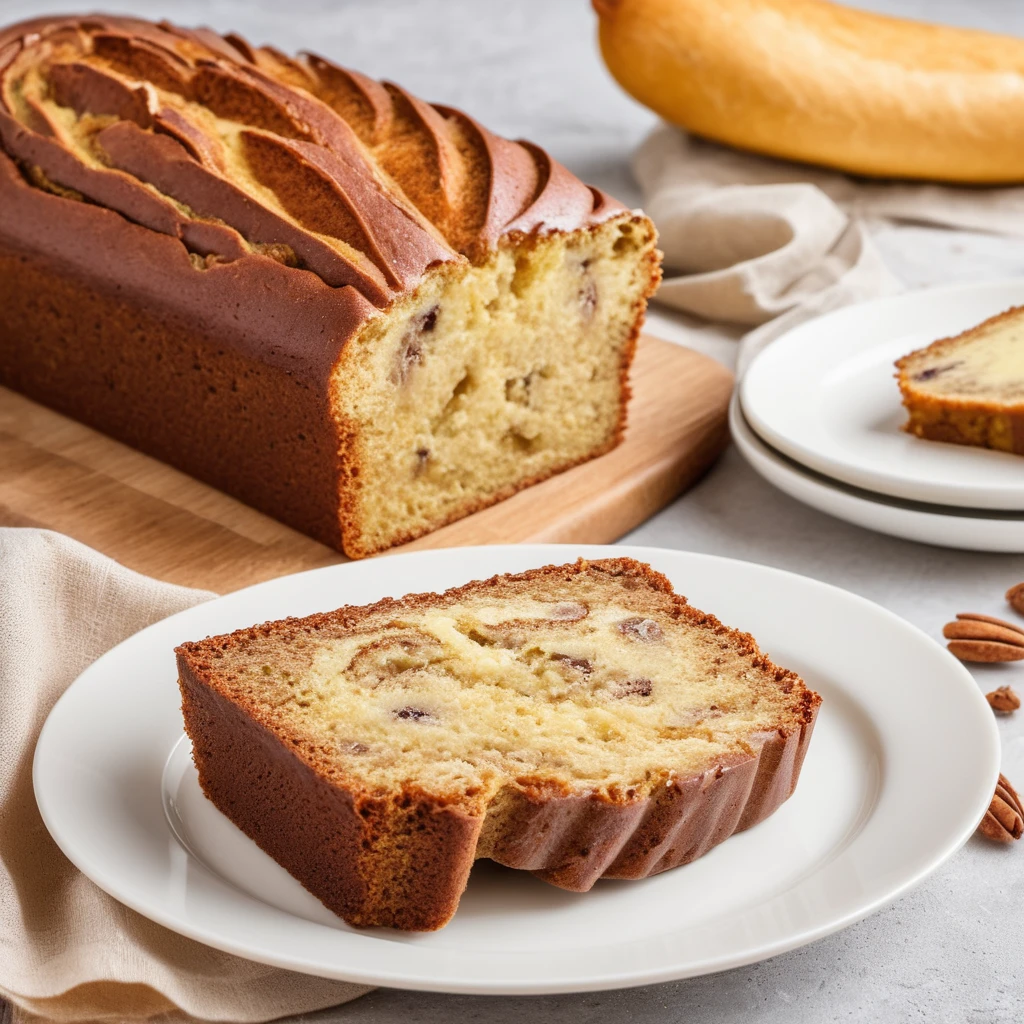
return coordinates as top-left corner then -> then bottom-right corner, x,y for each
732,396 -> 1024,553
34,545 -> 999,994
741,279 -> 1024,510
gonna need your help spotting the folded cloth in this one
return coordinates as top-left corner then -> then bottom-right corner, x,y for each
0,528 -> 372,1023
634,124 -> 1024,371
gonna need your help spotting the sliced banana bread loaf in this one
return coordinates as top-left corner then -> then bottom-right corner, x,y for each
0,15 -> 660,556
176,558 -> 820,931
896,306 -> 1024,455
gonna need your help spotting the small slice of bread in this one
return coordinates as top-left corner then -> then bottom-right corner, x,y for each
175,558 -> 820,931
896,306 -> 1024,454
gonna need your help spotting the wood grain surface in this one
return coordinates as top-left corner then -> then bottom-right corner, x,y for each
0,336 -> 733,593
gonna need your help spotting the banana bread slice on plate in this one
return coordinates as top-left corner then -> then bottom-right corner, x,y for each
896,306 -> 1024,455
176,557 -> 820,931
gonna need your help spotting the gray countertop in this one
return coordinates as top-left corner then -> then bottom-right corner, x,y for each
2,0 -> 1023,1019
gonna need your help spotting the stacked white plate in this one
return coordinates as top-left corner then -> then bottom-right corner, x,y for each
736,280 -> 1024,552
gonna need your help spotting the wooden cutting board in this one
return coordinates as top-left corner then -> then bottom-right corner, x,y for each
0,335 -> 733,592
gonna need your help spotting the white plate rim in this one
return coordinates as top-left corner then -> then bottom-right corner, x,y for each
740,278 -> 1024,510
731,394 -> 1024,553
32,544 -> 1001,994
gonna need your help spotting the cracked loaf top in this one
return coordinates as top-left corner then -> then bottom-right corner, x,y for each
0,13 -> 625,309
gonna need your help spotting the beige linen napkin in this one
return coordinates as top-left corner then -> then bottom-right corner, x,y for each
0,528 -> 372,1023
634,123 -> 1024,370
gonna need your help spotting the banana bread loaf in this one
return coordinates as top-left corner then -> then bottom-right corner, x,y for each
896,306 -> 1024,455
176,557 -> 820,930
0,15 -> 661,556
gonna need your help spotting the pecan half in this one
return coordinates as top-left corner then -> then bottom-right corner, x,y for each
987,686 -> 1021,714
944,613 -> 1024,662
977,774 -> 1024,843
1007,582 -> 1024,617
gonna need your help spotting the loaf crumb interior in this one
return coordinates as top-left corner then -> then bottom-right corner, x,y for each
336,215 -> 654,555
899,311 -> 1024,403
190,561 -> 810,813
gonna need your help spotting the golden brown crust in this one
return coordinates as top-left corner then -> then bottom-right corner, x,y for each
176,558 -> 820,929
0,152 -> 361,549
895,305 -> 1024,456
0,14 -> 626,298
486,722 -> 814,890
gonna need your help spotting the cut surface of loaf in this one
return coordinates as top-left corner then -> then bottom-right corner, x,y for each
176,558 -> 820,931
0,15 -> 660,556
896,306 -> 1024,455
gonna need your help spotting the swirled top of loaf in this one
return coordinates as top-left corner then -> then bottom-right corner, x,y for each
0,14 -> 623,307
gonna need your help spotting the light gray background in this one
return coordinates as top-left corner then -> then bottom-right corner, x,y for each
2,0 -> 1024,1020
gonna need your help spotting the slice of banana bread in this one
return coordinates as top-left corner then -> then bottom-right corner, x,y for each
896,306 -> 1024,454
0,15 -> 661,556
176,558 -> 820,931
